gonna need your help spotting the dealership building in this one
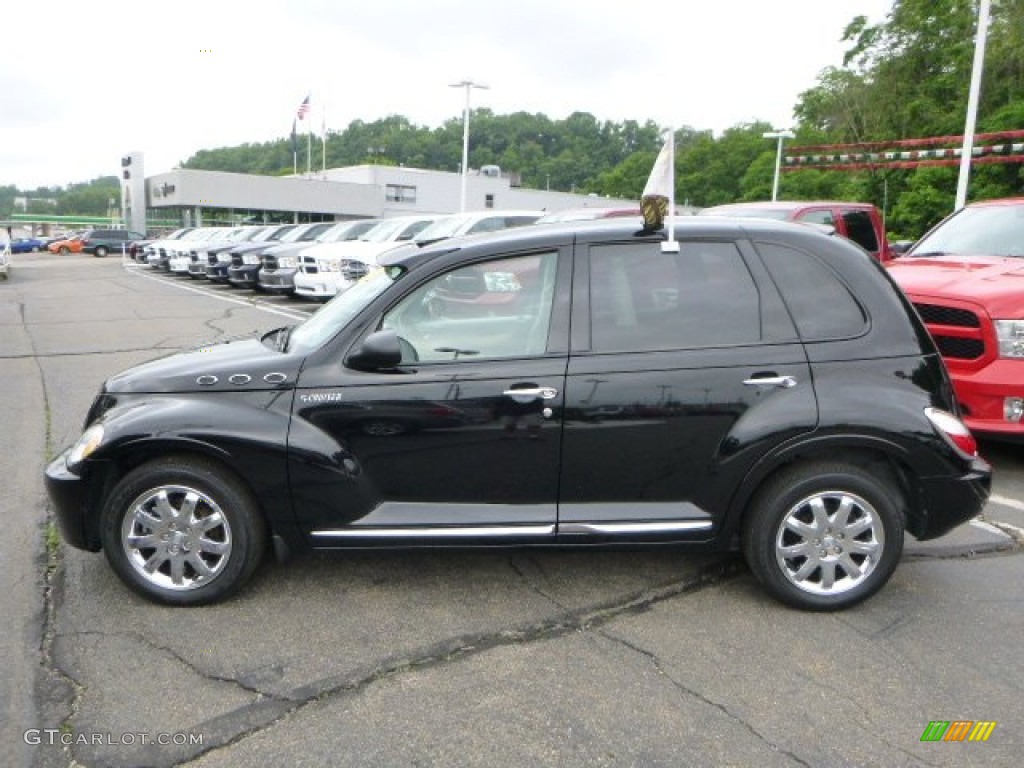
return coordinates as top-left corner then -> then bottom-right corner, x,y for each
121,152 -> 642,234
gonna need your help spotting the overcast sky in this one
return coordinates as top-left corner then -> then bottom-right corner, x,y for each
1,0 -> 894,190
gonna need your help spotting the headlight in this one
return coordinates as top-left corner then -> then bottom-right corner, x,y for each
66,424 -> 104,469
995,320 -> 1024,358
318,259 -> 339,272
278,257 -> 296,268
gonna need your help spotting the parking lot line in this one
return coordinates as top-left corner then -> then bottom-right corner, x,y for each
124,264 -> 312,322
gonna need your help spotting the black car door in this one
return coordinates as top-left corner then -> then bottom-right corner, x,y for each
558,236 -> 817,541
288,248 -> 571,541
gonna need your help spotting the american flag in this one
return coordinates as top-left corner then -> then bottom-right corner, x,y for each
296,95 -> 311,120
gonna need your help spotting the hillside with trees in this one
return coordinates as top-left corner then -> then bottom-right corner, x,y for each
5,0 -> 1021,238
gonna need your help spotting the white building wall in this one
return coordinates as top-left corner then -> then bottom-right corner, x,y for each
144,164 -> 643,224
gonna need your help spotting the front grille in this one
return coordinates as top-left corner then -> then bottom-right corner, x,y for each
230,253 -> 243,267
263,256 -> 278,270
913,303 -> 980,328
934,336 -> 985,360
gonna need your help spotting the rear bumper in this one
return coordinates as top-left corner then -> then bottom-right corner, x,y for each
951,359 -> 1024,438
908,456 -> 992,540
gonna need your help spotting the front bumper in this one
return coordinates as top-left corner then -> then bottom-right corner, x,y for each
207,264 -> 231,283
950,359 -> 1024,439
294,271 -> 339,299
44,451 -> 100,552
259,269 -> 298,293
227,264 -> 261,288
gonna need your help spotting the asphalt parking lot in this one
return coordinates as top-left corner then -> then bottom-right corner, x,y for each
3,251 -> 1023,767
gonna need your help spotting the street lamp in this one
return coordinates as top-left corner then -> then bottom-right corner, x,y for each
762,129 -> 795,202
449,80 -> 488,212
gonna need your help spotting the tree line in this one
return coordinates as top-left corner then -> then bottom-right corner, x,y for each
5,0 -> 1021,239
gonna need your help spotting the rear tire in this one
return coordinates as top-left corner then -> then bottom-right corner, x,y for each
94,246 -> 108,258
743,462 -> 903,611
59,246 -> 69,254
100,457 -> 266,605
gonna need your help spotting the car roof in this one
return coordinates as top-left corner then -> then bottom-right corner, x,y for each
703,201 -> 875,213
381,215 -> 851,271
966,197 -> 1024,208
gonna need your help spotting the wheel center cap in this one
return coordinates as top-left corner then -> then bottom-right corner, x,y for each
822,535 -> 842,557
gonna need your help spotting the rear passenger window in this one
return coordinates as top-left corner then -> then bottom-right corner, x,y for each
757,243 -> 867,339
589,241 -> 761,352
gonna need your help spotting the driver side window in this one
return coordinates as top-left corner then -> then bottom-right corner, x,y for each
382,251 -> 559,363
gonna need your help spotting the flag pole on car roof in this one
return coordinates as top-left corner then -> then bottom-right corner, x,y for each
641,127 -> 678,253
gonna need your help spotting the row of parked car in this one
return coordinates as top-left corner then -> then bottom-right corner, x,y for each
135,210 -> 554,300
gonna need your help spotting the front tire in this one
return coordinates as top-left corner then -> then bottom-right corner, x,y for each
94,246 -> 108,257
743,462 -> 904,611
100,457 -> 266,605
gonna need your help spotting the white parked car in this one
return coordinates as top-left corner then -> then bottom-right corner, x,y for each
294,215 -> 441,300
411,210 -> 544,246
168,228 -> 234,274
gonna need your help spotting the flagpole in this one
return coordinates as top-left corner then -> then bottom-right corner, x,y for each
291,119 -> 297,176
664,128 -> 678,253
306,117 -> 312,177
321,104 -> 327,177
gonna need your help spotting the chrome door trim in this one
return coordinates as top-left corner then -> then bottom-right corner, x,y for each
311,525 -> 555,539
559,521 -> 713,534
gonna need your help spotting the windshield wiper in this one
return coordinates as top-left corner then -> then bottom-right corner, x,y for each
909,251 -> 948,258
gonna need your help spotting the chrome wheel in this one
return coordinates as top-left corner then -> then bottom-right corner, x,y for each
774,490 -> 883,596
121,484 -> 232,591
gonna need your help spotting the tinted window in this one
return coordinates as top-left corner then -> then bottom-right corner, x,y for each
383,252 -> 559,362
757,242 -> 867,339
589,241 -> 761,352
841,210 -> 879,253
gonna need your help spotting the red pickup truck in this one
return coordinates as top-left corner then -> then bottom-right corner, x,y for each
701,200 -> 892,262
887,198 -> 1024,441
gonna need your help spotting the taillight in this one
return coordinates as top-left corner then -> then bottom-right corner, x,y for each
924,407 -> 978,457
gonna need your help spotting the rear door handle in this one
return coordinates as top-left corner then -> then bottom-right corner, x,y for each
743,375 -> 797,389
502,387 -> 559,400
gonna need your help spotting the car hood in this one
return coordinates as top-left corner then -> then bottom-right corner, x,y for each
300,240 -> 398,262
104,337 -> 301,394
888,255 -> 1024,317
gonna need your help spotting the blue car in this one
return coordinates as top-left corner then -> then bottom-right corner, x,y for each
8,237 -> 46,253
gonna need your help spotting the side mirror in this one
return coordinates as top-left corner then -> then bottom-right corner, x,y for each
347,329 -> 402,371
889,240 -> 915,257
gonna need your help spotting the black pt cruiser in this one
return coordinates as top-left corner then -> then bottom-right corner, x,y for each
45,218 -> 991,609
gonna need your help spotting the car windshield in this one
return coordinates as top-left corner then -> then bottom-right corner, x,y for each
360,219 -> 408,243
317,220 -> 378,243
413,215 -> 467,242
280,223 -> 331,243
286,266 -> 405,353
910,204 -> 1024,258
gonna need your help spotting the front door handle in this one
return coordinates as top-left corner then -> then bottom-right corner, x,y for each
743,375 -> 797,389
502,387 -> 559,400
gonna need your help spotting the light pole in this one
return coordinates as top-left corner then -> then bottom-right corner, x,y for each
449,80 -> 488,212
763,129 -> 795,202
955,0 -> 991,210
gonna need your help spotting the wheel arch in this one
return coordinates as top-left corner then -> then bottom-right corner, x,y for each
83,438 -> 286,553
724,435 -> 918,548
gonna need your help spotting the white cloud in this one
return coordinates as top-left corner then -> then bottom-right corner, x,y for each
1,0 -> 893,189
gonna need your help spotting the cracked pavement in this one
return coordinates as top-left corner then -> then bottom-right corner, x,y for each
3,253 -> 1022,767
